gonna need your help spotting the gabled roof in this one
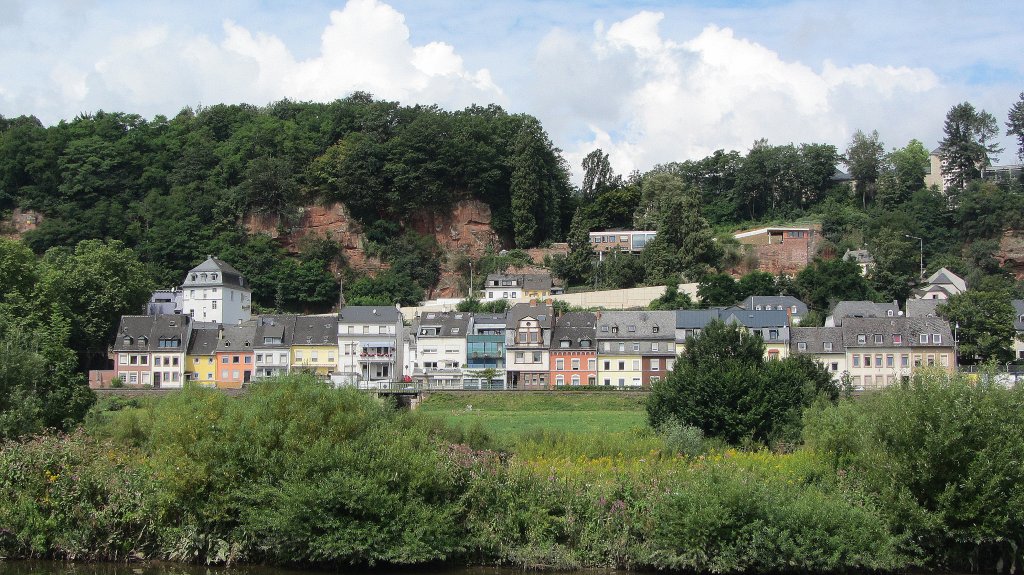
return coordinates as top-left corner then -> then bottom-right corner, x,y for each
254,314 -> 297,348
551,312 -> 597,350
905,299 -> 941,318
294,315 -> 339,346
187,328 -> 219,355
791,327 -> 844,354
415,311 -> 471,338
829,301 -> 900,325
182,256 -> 249,290
337,305 -> 402,324
675,307 -> 789,330
216,322 -> 258,353
840,317 -> 953,348
924,267 -> 967,292
596,310 -> 675,340
506,302 -> 553,328
738,295 -> 808,316
114,314 -> 191,352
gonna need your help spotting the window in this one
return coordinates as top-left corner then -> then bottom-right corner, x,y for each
933,334 -> 942,344
363,326 -> 370,334
914,354 -> 922,367
256,354 -> 264,362
618,342 -> 625,352
571,375 -> 580,386
823,342 -> 833,352
853,354 -> 861,367
244,356 -> 252,364
873,334 -> 883,344
571,358 -> 580,370
556,375 -> 564,386
901,354 -> 909,368
651,358 -> 660,371
588,358 -> 596,371
128,373 -> 138,385
580,339 -> 591,347
632,359 -> 640,370
886,354 -> 894,368
232,356 -> 240,364
232,370 -> 239,379
940,354 -> 949,367
893,334 -> 902,345
618,361 -> 625,370
515,352 -> 524,363
221,356 -> 229,363
875,354 -> 883,368
311,352 -> 319,362
652,343 -> 659,352
602,342 -> 611,351
865,355 -> 872,367
920,334 -> 929,344
221,370 -> 228,380
154,357 -> 162,367
560,339 -> 570,348
887,309 -> 894,317
633,343 -> 640,352
857,334 -> 866,344
295,351 -> 303,361
830,362 -> 839,371
555,358 -> 564,370
119,354 -> 128,365
532,351 -> 541,362
797,342 -> 807,352
652,325 -> 659,333
769,329 -> 779,340
603,360 -> 610,370
212,301 -> 217,309
666,359 -> 675,370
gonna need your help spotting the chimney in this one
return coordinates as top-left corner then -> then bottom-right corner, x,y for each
218,325 -> 224,340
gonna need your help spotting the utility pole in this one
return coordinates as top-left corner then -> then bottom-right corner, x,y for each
905,234 -> 924,279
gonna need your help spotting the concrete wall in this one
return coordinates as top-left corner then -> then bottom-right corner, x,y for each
403,283 -> 699,322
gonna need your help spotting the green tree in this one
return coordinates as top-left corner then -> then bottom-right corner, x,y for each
796,258 -> 873,312
580,148 -> 620,201
937,290 -> 1017,364
697,273 -> 738,307
867,229 -> 918,301
735,271 -> 778,301
648,320 -> 836,444
939,102 -> 1003,194
845,130 -> 885,208
32,240 -> 154,370
1008,92 -> 1024,163
649,283 -> 695,310
877,139 -> 929,207
559,208 -> 596,286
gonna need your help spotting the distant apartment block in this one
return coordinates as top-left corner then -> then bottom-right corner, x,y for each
588,230 -> 657,254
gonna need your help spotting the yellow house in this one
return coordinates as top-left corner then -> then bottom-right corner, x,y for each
290,316 -> 339,379
185,327 -> 219,386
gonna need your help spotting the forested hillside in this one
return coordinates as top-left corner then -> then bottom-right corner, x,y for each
0,94 -> 573,311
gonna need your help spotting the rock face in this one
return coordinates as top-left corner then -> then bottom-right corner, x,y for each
997,230 -> 1024,280
407,199 -> 503,299
0,208 -> 43,239
245,204 -> 384,274
245,199 -> 505,298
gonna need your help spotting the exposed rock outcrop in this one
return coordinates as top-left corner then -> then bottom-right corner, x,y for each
997,230 -> 1024,280
0,208 -> 43,239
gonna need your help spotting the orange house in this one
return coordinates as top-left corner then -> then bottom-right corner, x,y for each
214,323 -> 256,388
549,312 -> 597,387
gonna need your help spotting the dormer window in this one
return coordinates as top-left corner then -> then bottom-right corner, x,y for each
560,339 -> 570,348
200,273 -> 207,281
652,325 -> 659,333
611,326 -> 618,334
123,336 -> 133,346
887,310 -> 894,317
601,326 -> 609,332
627,325 -> 636,332
797,342 -> 807,351
580,339 -> 591,347
191,273 -> 197,281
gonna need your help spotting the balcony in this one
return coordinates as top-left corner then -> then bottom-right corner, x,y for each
470,351 -> 505,359
359,352 -> 394,362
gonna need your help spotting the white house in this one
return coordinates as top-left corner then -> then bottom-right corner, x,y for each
336,305 -> 404,388
181,256 -> 252,325
411,311 -> 471,388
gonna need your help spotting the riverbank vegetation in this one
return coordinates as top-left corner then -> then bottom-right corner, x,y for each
2,372 -> 1021,572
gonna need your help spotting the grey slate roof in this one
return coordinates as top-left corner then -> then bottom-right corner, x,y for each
506,302 -> 553,328
551,312 -> 597,350
187,328 -> 220,356
294,315 -> 339,345
216,322 -> 258,352
1013,300 -> 1024,331
254,314 -> 297,348
925,267 -> 967,292
905,299 -> 941,318
829,301 -> 900,325
182,256 -> 249,290
791,327 -> 844,354
337,305 -> 402,324
596,310 -> 675,340
113,314 -> 191,352
840,317 -> 953,348
675,307 -> 790,330
415,311 -> 472,338
739,295 -> 808,316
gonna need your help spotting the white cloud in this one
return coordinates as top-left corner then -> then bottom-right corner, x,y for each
1,0 -> 501,122
546,16 -> 945,181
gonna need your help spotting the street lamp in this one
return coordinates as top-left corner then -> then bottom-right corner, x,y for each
905,234 -> 924,279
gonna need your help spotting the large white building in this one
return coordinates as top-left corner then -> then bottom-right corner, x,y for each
181,256 -> 252,325
336,305 -> 404,388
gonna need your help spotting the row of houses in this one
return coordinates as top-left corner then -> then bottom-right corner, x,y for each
107,298 -> 958,391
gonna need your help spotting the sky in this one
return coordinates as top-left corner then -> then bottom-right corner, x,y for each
1,0 -> 1021,182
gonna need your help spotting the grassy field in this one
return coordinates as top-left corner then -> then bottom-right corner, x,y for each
418,391 -> 652,450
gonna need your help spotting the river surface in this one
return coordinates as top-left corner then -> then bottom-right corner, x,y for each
0,563 -> 555,575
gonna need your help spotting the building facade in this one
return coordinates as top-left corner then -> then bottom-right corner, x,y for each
181,256 -> 252,325
505,302 -> 554,388
113,315 -> 192,388
336,305 -> 404,388
549,312 -> 597,387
